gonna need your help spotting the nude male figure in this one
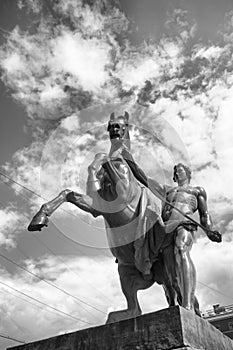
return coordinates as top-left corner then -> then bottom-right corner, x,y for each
122,151 -> 221,311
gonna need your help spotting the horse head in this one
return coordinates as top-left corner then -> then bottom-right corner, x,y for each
107,111 -> 130,150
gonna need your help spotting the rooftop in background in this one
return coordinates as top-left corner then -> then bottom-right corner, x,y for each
204,304 -> 233,319
204,304 -> 233,340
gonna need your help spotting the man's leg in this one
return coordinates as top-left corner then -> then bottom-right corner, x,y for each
175,227 -> 195,310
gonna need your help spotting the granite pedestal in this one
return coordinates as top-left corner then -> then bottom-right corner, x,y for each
7,306 -> 233,350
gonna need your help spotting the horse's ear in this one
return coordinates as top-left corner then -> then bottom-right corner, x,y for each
124,111 -> 129,123
110,112 -> 115,121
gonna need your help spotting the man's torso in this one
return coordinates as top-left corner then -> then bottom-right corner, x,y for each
162,185 -> 200,224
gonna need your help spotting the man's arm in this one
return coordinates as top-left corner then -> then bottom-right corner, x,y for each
121,148 -> 166,198
197,187 -> 221,242
197,187 -> 212,229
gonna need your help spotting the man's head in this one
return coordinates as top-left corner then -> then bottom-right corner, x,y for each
173,163 -> 191,184
107,111 -> 129,140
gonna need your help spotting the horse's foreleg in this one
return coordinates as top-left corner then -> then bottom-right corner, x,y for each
28,190 -> 98,232
43,189 -> 72,215
66,192 -> 98,217
27,189 -> 73,232
28,189 -> 72,231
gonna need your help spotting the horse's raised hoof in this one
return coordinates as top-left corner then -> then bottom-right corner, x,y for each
28,207 -> 49,231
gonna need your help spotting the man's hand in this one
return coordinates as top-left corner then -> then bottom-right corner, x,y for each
207,230 -> 222,243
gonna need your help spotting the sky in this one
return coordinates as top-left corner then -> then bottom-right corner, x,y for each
0,0 -> 233,348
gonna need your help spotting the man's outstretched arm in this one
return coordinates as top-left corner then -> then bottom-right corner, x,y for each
121,148 -> 148,187
122,148 -> 166,199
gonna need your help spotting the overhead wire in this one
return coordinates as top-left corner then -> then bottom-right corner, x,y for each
0,169 -> 86,220
197,281 -> 233,302
0,280 -> 92,325
0,290 -> 31,339
15,244 -> 105,322
0,252 -> 106,316
0,175 -> 113,301
0,287 -> 73,322
0,170 -> 111,257
0,333 -> 25,344
0,178 -> 112,308
0,179 -> 114,324
29,233 -> 114,304
0,169 -> 232,305
0,287 -> 83,340
0,286 -> 82,333
0,173 -> 110,258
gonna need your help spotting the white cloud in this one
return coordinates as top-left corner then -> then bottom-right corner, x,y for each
116,57 -> 160,90
193,238 -> 233,312
0,207 -> 27,248
194,46 -> 225,61
0,254 -> 168,346
51,32 -> 111,92
1,52 -> 25,73
1,4 -> 233,347
40,85 -> 66,104
1,240 -> 232,348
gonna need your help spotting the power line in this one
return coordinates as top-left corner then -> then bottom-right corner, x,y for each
0,171 -> 40,199
0,169 -> 81,220
15,244 -> 105,321
0,178 -> 113,306
0,287 -> 81,336
0,280 -> 92,325
0,170 -> 110,256
0,287 -> 66,323
0,252 -> 106,315
0,170 -> 44,198
0,290 -> 31,339
0,333 -> 25,344
0,176 -> 35,205
0,171 -> 112,260
0,177 -> 113,307
29,234 -> 114,304
0,287 -> 84,334
197,281 -> 233,302
1,170 -> 232,306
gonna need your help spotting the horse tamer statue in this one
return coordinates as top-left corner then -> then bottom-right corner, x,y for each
28,112 -> 214,322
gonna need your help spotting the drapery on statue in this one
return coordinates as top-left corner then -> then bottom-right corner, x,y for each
28,112 -> 221,323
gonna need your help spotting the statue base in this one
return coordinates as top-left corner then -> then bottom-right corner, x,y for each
7,306 -> 233,350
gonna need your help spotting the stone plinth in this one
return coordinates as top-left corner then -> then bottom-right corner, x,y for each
7,306 -> 233,350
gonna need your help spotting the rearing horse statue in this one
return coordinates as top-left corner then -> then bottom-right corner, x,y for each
28,112 -> 198,323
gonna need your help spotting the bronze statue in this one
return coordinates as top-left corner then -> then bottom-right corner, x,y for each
28,112 -> 220,321
121,149 -> 222,313
28,112 -> 181,323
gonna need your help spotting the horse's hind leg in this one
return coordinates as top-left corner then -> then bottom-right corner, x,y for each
28,189 -> 72,231
106,264 -> 153,324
